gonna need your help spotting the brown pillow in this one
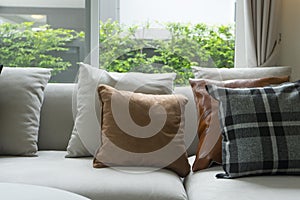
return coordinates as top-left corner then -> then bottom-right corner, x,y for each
189,76 -> 290,172
93,84 -> 191,177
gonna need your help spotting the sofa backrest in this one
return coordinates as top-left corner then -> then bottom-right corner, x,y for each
38,83 -> 199,156
174,86 -> 198,156
38,83 -> 75,150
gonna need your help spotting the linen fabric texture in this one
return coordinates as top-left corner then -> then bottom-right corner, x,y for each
66,63 -> 176,157
0,67 -> 51,155
192,66 -> 292,81
207,81 -> 300,178
189,76 -> 289,171
94,85 -> 190,177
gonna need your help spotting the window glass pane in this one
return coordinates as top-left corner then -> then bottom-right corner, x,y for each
100,0 -> 236,85
0,0 -> 86,83
0,14 -> 47,26
120,0 -> 235,25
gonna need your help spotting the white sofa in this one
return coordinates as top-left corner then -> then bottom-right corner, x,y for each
0,83 -> 299,200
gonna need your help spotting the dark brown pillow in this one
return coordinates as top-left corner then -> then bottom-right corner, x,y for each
189,76 -> 290,172
93,84 -> 190,177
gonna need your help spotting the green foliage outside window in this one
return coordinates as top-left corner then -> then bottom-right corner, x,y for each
0,22 -> 84,75
0,21 -> 234,85
100,20 -> 235,85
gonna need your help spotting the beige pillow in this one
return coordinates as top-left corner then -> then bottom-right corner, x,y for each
93,85 -> 190,177
192,66 -> 292,80
66,63 -> 176,157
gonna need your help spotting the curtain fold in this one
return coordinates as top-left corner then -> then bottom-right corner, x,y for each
243,0 -> 282,67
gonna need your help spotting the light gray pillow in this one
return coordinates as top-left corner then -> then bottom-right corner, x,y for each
192,66 -> 292,81
66,63 -> 176,157
0,67 -> 51,156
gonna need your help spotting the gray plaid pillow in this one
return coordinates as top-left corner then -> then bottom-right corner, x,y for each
207,80 -> 300,178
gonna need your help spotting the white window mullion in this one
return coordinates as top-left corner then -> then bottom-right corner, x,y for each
85,0 -> 99,68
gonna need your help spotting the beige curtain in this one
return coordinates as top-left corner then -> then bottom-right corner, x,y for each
243,0 -> 282,67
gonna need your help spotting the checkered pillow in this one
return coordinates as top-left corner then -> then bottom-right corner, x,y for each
206,80 -> 300,178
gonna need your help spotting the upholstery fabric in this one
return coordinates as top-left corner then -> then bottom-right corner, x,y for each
94,85 -> 190,177
185,156 -> 300,200
192,66 -> 292,81
0,183 -> 89,200
67,63 -> 176,157
189,76 -> 289,172
38,83 -> 75,150
174,86 -> 198,156
0,151 -> 188,200
0,67 -> 51,156
207,81 -> 300,178
38,84 -> 199,154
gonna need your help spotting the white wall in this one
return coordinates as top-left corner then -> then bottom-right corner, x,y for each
278,0 -> 300,81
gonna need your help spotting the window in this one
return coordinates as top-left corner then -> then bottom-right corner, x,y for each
0,14 -> 47,26
0,0 -> 87,82
99,0 -> 236,84
0,0 -> 235,84
120,0 -> 235,25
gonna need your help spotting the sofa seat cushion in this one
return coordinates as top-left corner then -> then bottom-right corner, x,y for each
185,156 -> 300,200
0,151 -> 187,200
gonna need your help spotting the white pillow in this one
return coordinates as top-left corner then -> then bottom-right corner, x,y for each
66,63 -> 176,157
0,67 -> 51,156
192,66 -> 292,80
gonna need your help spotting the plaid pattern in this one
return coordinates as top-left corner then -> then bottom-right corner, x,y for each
206,80 -> 300,178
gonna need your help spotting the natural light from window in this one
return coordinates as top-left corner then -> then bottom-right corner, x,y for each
100,0 -> 236,85
0,0 -> 236,84
120,0 -> 236,25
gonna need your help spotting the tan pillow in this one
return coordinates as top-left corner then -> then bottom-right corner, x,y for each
93,85 -> 190,177
189,76 -> 290,172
